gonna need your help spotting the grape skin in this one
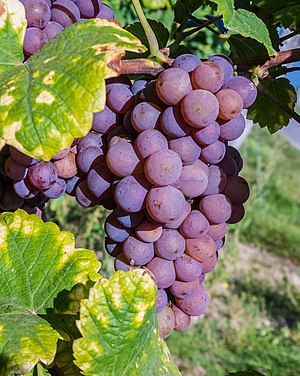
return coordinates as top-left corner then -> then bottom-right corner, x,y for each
174,254 -> 203,282
202,165 -> 227,196
105,213 -> 131,243
180,210 -> 209,238
154,229 -> 185,261
157,305 -> 175,339
216,89 -> 244,120
207,223 -> 228,241
223,176 -> 250,204
168,136 -> 201,166
192,61 -> 224,93
176,285 -> 209,316
135,129 -> 168,159
171,305 -> 191,331
192,121 -> 220,146
199,194 -> 233,224
135,219 -> 162,243
146,257 -> 176,289
160,107 -> 191,138
170,279 -> 199,299
186,234 -> 216,263
156,289 -> 168,313
123,236 -> 154,266
177,159 -> 209,198
106,142 -> 141,178
131,102 -> 161,132
172,54 -> 201,72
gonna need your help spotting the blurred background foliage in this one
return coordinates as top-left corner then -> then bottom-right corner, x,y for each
47,1 -> 300,375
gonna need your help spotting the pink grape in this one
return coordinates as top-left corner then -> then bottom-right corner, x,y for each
219,114 -> 246,142
76,0 -> 102,18
157,305 -> 175,339
202,253 -> 218,274
24,0 -> 51,28
199,194 -> 233,224
177,159 -> 209,198
186,235 -> 216,263
135,219 -> 162,243
154,229 -> 185,261
105,213 -> 131,243
215,238 -> 225,251
43,21 -> 64,40
51,0 -> 80,27
207,223 -> 228,241
106,142 -> 141,177
156,289 -> 168,313
170,279 -> 199,299
172,305 -> 191,331
174,254 -> 203,282
172,54 -> 201,72
23,27 -> 48,56
92,106 -> 119,134
216,89 -> 243,120
180,210 -> 209,238
164,201 -> 191,229
222,76 -> 257,108
192,121 -> 220,146
123,236 -> 154,266
181,90 -> 219,128
131,102 -> 161,132
202,165 -> 227,196
106,84 -> 134,114
146,186 -> 186,224
144,149 -> 182,186
168,136 -> 201,166
146,257 -> 176,289
160,107 -> 191,138
208,55 -> 234,82
156,68 -> 192,106
200,140 -> 226,164
135,129 -> 168,159
176,285 -> 209,316
192,61 -> 224,93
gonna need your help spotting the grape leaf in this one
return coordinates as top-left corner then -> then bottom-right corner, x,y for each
141,0 -> 169,10
0,10 -> 146,161
174,0 -> 205,23
211,0 -> 276,55
0,210 -> 101,375
73,269 -> 180,376
226,371 -> 266,376
0,0 -> 26,74
247,78 -> 297,133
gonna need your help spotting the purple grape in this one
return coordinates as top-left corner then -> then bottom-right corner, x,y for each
215,237 -> 225,251
208,55 -> 234,82
226,146 -> 243,173
170,279 -> 199,299
172,305 -> 191,331
114,253 -> 132,272
164,201 -> 191,229
168,136 -> 201,166
135,129 -> 168,159
123,110 -> 138,137
192,61 -> 224,93
140,80 -> 167,108
53,152 -> 77,179
65,175 -> 81,195
156,68 -> 192,106
223,176 -> 250,204
180,210 -> 209,238
222,76 -> 257,108
160,107 -> 191,138
227,204 -> 245,224
154,229 -> 185,261
0,186 -> 25,211
199,194 -> 233,224
52,148 -> 70,161
9,147 -> 39,166
105,213 -> 131,243
92,106 -> 119,134
123,236 -> 154,266
202,165 -> 227,196
157,305 -> 175,339
131,79 -> 148,95
76,146 -> 104,173
135,219 -> 162,243
105,238 -> 122,257
176,285 -> 209,316
43,21 -> 64,40
207,222 -> 228,241
201,252 -> 218,274
106,142 -> 141,177
144,149 -> 182,187
146,257 -> 176,289
23,0 -> 51,29
216,89 -> 243,120
192,121 -> 220,146
77,132 -> 103,152
114,175 -> 150,213
131,102 -> 161,132
174,254 -> 203,282
200,140 -> 226,164
146,186 -> 186,224
96,3 -> 115,20
13,179 -> 38,199
76,0 -> 101,18
114,207 -> 144,228
217,154 -> 238,176
106,84 -> 134,114
28,162 -> 58,190
172,54 -> 201,72
156,289 -> 168,313
23,27 -> 48,56
75,179 -> 98,207
51,0 -> 80,27
42,177 -> 66,198
181,89 -> 219,128
186,235 -> 216,263
5,157 -> 28,180
87,163 -> 113,199
177,159 -> 209,198
219,114 -> 246,142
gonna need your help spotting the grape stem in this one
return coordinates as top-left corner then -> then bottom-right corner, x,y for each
131,0 -> 160,58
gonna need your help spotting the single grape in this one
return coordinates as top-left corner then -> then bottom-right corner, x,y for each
131,102 -> 161,132
28,162 -> 58,190
156,289 -> 168,313
170,279 -> 199,299
114,253 -> 132,272
226,146 -> 243,173
217,154 -> 238,176
208,55 -> 234,82
223,176 -> 250,204
86,164 -> 112,199
146,186 -> 186,224
160,107 -> 191,138
202,165 -> 227,196
106,142 -> 141,178
23,27 -> 48,56
135,219 -> 162,243
0,187 -> 25,211
77,132 -> 103,151
146,257 -> 176,289
156,68 -> 192,106
51,0 -> 80,27
23,0 -> 51,29
207,222 -> 228,241
5,157 -> 28,180
96,3 -> 115,20
227,204 -> 245,224
76,0 -> 101,18
65,175 -> 81,195
186,235 -> 216,263
177,159 -> 209,198
131,79 -> 148,96
180,210 -> 209,238
157,305 -> 175,339
140,80 -> 167,108
200,140 -> 226,164
105,238 -> 122,257
192,61 -> 224,93
154,229 -> 185,261
13,179 -> 38,199
201,252 -> 218,274
172,54 -> 201,72
174,254 -> 203,282
216,89 -> 244,120
192,121 -> 220,146
175,284 -> 209,316
171,305 -> 191,331
215,237 -> 225,251
106,84 -> 134,114
135,129 -> 168,159
144,149 -> 182,187
199,194 -> 233,224
114,175 -> 150,212
164,201 -> 191,229
43,21 -> 64,40
123,236 -> 154,266
219,114 -> 246,142
9,147 -> 39,166
52,148 -> 70,161
222,76 -> 257,108
53,152 -> 77,179
76,146 -> 104,173
75,179 -> 98,207
181,89 -> 219,128
168,136 -> 201,166
114,207 -> 144,228
105,213 -> 131,243
42,177 -> 66,198
92,106 -> 119,134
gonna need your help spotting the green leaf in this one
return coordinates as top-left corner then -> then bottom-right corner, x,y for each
73,269 -> 180,376
126,20 -> 170,50
0,18 -> 146,161
226,371 -> 266,376
0,0 -> 26,74
229,35 -> 269,58
211,0 -> 276,55
174,0 -> 205,23
247,78 -> 297,133
0,210 -> 101,375
141,0 -> 169,10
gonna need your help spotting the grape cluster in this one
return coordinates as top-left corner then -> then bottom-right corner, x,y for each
21,0 -> 115,56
